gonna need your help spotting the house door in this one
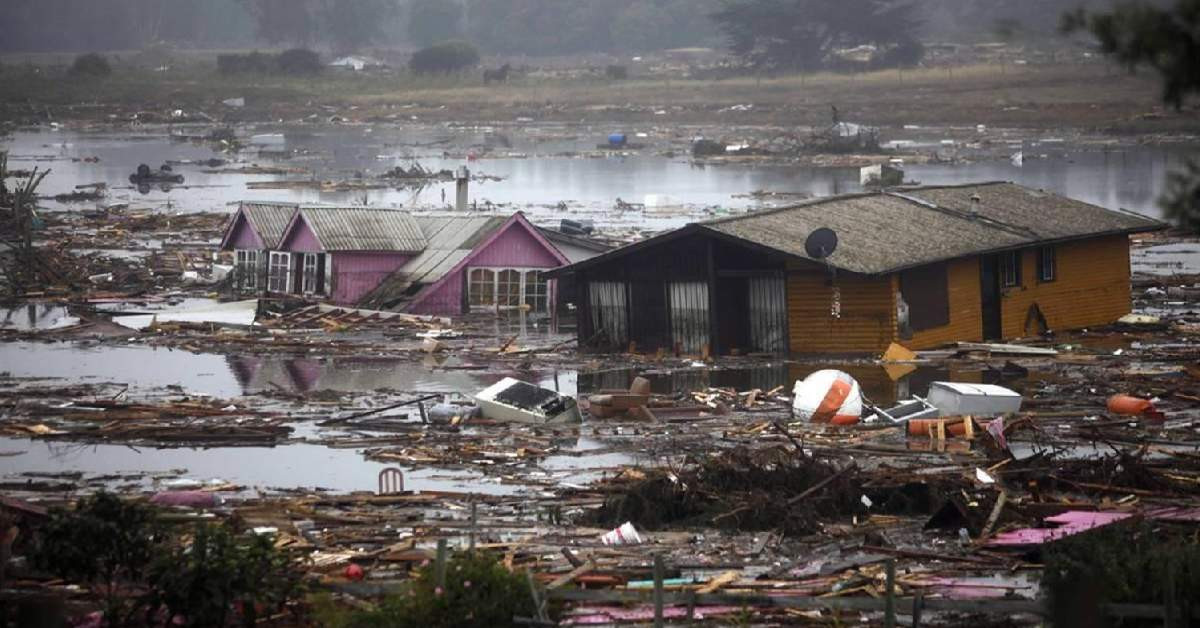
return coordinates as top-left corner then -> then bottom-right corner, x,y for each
716,277 -> 751,354
979,256 -> 1002,340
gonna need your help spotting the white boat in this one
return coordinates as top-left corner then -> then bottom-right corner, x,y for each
473,377 -> 582,425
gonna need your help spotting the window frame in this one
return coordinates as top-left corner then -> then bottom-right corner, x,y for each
1037,246 -> 1057,283
235,249 -> 258,290
999,251 -> 1022,289
268,251 -> 291,294
302,253 -> 319,294
466,267 -> 552,312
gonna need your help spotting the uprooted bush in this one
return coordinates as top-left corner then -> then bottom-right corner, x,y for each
32,491 -> 304,627
70,53 -> 113,77
1044,520 -> 1200,627
584,445 -> 866,536
33,492 -> 167,626
326,551 -> 538,628
147,523 -> 304,627
409,41 -> 480,74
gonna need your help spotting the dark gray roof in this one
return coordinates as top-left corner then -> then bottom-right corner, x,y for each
298,207 -> 427,252
235,202 -> 297,249
556,182 -> 1166,277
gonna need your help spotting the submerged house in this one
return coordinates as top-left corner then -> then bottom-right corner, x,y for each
222,203 -> 591,315
219,202 -> 298,293
359,213 -> 577,315
548,182 -> 1164,356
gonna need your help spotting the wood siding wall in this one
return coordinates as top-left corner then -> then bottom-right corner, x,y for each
905,235 -> 1131,350
907,258 -> 983,349
999,235 -> 1131,338
787,264 -> 896,354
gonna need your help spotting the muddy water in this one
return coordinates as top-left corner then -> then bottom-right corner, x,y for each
4,127 -> 1192,222
0,438 -> 513,494
0,339 -> 1026,405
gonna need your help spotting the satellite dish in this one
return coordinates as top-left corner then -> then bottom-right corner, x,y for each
805,228 -> 839,260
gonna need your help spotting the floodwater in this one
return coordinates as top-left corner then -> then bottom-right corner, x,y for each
0,341 -> 575,398
0,339 -> 1027,405
4,127 -> 1194,223
0,438 -> 512,495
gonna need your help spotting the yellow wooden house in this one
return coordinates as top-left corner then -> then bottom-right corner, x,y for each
550,182 -> 1165,355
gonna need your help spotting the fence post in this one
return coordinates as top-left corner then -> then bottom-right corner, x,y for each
653,553 -> 665,628
884,559 -> 896,628
435,539 -> 448,590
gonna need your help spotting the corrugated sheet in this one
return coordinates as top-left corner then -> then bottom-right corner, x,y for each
355,216 -> 506,309
299,208 -> 427,252
238,202 -> 298,249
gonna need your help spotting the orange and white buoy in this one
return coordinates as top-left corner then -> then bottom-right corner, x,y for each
792,370 -> 863,426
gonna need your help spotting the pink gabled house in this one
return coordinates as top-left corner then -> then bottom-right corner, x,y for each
360,212 -> 578,316
222,202 -> 600,316
274,207 -> 427,304
219,202 -> 298,294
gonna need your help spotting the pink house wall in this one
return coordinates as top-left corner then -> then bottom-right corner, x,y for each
226,213 -> 266,250
279,217 -> 322,253
407,217 -> 565,315
331,252 -> 411,304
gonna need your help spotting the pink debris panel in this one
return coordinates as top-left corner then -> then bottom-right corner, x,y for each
985,508 -> 1200,547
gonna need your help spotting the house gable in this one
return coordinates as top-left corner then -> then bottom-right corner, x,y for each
405,213 -> 569,314
221,211 -> 266,250
278,213 -> 324,253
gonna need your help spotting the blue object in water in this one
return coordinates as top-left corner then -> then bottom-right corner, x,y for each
608,133 -> 627,147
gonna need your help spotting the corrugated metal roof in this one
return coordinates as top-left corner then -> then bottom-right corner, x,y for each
299,207 -> 427,252
238,202 -> 298,249
356,215 -> 507,308
558,182 -> 1165,277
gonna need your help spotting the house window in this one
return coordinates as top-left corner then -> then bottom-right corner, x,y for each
524,271 -> 549,311
1038,246 -> 1056,282
268,252 -> 291,293
999,251 -> 1022,288
497,269 -> 522,307
302,253 -> 319,294
235,250 -> 258,290
467,267 -> 552,312
900,263 -> 950,332
469,269 -> 495,306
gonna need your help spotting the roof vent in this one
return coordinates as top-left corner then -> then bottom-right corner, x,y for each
968,193 -> 982,216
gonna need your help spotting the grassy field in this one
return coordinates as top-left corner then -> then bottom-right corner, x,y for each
0,54 -> 1192,133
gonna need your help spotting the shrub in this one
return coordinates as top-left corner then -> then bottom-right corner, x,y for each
70,53 -> 112,77
277,48 -> 322,76
217,52 -> 274,75
409,41 -> 481,74
1044,521 -> 1200,626
605,64 -> 629,80
345,551 -> 537,627
33,492 -> 166,626
146,523 -> 304,627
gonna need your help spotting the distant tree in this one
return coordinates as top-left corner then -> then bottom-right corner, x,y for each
710,0 -> 922,71
69,52 -> 113,76
1063,0 -> 1200,231
408,0 -> 463,48
277,48 -> 322,75
409,40 -> 480,73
